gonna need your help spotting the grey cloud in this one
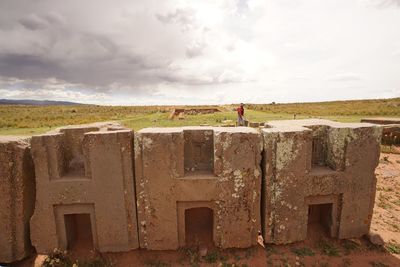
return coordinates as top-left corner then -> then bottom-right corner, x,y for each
0,0 -> 241,97
156,8 -> 196,31
362,0 -> 400,7
378,0 -> 400,7
42,12 -> 65,25
19,12 -> 64,31
236,0 -> 250,13
19,14 -> 48,30
1,0 -> 397,105
0,50 -> 170,92
185,40 -> 205,58
0,53 -> 63,79
0,25 -> 177,91
157,70 -> 249,86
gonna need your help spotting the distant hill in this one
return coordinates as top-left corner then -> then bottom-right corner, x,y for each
0,99 -> 83,106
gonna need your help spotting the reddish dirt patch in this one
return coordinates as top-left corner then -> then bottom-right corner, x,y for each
371,153 -> 400,246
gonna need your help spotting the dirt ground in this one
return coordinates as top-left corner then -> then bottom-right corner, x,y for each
16,153 -> 400,267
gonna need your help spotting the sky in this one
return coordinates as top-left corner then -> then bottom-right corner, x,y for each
0,0 -> 399,105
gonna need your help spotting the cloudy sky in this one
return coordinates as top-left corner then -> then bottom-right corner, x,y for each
0,0 -> 399,105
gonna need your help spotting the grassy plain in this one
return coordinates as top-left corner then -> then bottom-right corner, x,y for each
0,98 -> 399,135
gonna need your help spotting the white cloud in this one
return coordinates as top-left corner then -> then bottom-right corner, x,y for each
328,73 -> 362,82
0,0 -> 399,105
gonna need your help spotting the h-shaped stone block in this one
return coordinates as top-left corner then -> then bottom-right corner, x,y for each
134,126 -> 262,250
30,122 -> 139,253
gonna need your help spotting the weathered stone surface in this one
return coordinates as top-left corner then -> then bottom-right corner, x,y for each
381,124 -> 400,145
135,126 -> 262,250
262,119 -> 382,244
0,118 -> 383,260
367,231 -> 384,246
360,118 -> 400,145
0,136 -> 35,263
361,117 -> 400,125
30,122 -> 139,253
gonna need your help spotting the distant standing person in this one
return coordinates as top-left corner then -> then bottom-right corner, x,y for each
237,103 -> 245,126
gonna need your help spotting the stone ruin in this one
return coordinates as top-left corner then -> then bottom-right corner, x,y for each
135,127 -> 261,249
0,119 -> 382,264
361,117 -> 400,125
0,136 -> 35,263
262,120 -> 381,244
29,122 -> 138,253
244,120 -> 265,128
169,108 -> 221,120
361,117 -> 400,145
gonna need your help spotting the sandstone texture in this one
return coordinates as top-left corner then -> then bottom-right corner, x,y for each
30,122 -> 139,253
0,136 -> 35,263
0,119 -> 384,263
360,118 -> 400,145
381,124 -> 400,145
261,119 -> 382,244
361,117 -> 400,125
134,126 -> 262,249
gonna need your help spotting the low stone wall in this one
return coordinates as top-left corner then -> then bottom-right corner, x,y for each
0,120 -> 383,263
169,108 -> 221,119
360,118 -> 400,145
381,124 -> 400,145
361,117 -> 400,125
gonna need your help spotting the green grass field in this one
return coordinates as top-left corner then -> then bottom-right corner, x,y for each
0,98 -> 399,135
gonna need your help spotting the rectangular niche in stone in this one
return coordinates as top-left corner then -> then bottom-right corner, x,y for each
184,129 -> 214,176
54,204 -> 97,251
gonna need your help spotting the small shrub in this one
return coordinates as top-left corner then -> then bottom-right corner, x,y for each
377,193 -> 392,210
41,249 -> 72,267
204,250 -> 219,263
244,247 -> 255,259
385,242 -> 400,254
291,247 -> 315,257
318,239 -> 341,257
41,249 -> 112,267
265,245 -> 277,255
182,248 -> 200,265
342,239 -> 360,254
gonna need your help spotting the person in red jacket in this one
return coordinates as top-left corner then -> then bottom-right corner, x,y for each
237,103 -> 245,126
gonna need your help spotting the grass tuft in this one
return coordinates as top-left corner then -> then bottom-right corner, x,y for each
41,249 -> 112,267
342,239 -> 360,254
385,242 -> 400,254
204,250 -> 219,263
291,247 -> 315,257
369,261 -> 390,267
318,239 -> 341,257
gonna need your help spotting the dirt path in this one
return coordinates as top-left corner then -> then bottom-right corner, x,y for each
371,153 -> 400,245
